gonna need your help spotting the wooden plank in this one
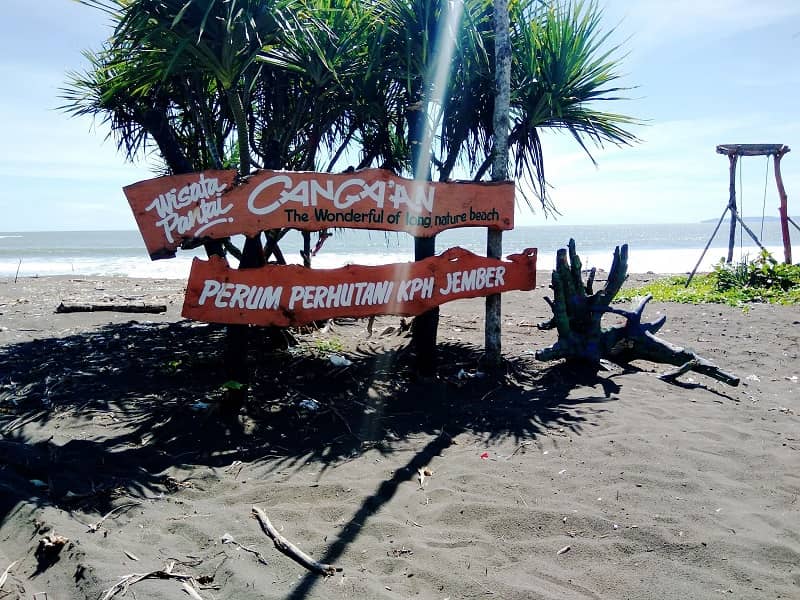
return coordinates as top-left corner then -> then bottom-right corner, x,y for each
716,144 -> 789,157
124,168 -> 515,260
182,247 -> 537,327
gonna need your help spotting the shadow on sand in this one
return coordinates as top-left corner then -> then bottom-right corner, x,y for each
0,319 -> 620,594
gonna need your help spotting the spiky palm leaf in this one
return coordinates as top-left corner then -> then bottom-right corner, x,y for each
507,0 -> 640,211
65,0 -> 638,217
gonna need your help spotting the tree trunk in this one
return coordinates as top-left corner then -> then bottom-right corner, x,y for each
227,88 -> 251,176
140,107 -> 194,176
220,87 -> 257,417
140,105 -> 226,261
485,0 -> 512,368
536,240 -> 739,386
407,101 -> 438,377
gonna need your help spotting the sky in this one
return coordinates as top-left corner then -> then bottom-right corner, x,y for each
0,0 -> 799,231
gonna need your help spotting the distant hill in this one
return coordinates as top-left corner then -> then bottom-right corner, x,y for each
700,215 -> 798,223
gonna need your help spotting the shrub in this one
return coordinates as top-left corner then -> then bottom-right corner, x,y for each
618,251 -> 800,306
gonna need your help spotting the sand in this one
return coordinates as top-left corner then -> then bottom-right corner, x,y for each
0,274 -> 799,599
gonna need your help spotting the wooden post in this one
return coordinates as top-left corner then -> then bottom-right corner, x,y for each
302,231 -> 312,268
408,103 -> 438,376
486,0 -> 511,366
413,236 -> 438,376
773,149 -> 792,264
726,153 -> 738,263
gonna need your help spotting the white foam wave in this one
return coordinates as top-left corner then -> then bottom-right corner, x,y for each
0,244 -> 784,279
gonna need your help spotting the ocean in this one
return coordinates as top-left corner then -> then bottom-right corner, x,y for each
0,222 -> 793,280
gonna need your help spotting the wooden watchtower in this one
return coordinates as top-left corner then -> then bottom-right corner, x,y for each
716,143 -> 793,264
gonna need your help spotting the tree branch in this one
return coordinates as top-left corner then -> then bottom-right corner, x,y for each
251,506 -> 339,577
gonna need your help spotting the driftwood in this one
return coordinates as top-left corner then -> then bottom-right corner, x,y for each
0,560 -> 18,591
100,561 -> 205,600
221,532 -> 269,565
536,239 -> 739,386
56,302 -> 166,314
77,502 -> 140,533
251,506 -> 339,576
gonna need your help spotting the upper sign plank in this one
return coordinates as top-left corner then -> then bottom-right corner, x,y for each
124,168 -> 515,259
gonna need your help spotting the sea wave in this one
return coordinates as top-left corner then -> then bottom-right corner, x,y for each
0,243 -> 784,280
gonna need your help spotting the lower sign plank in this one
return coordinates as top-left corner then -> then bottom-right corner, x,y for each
182,247 -> 537,327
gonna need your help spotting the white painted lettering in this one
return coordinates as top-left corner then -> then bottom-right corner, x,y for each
420,277 -> 434,299
145,174 -> 231,243
215,283 -> 234,308
396,280 -> 412,302
460,269 -> 476,291
340,283 -> 354,306
313,286 -> 328,309
475,268 -> 487,290
247,174 -> 435,216
353,281 -> 369,305
198,279 -> 221,305
374,280 -> 394,304
288,286 -> 305,310
246,287 -> 264,309
259,286 -> 282,310
439,273 -> 453,296
301,285 -> 316,310
229,283 -> 249,308
495,266 -> 506,286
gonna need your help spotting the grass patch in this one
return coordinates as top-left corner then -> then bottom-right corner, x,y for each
310,337 -> 345,355
618,251 -> 800,307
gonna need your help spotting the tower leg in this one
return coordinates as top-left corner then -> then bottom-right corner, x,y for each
774,151 -> 792,264
727,154 -> 738,263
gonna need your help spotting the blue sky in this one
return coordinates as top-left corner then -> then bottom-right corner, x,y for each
1,0 -> 798,231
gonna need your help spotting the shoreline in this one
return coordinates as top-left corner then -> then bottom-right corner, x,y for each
0,243 -> 786,279
1,225 -> 793,279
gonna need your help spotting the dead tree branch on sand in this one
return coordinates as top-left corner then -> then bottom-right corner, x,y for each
56,302 -> 166,314
536,239 -> 739,386
251,506 -> 339,576
100,561 -> 205,600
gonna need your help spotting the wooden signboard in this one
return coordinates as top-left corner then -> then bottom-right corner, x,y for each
182,247 -> 537,327
124,168 -> 515,259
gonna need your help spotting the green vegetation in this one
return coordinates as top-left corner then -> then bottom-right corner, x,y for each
63,0 -> 640,385
164,358 -> 183,374
618,251 -> 800,307
310,337 -> 345,355
221,380 -> 246,391
63,0 -> 639,211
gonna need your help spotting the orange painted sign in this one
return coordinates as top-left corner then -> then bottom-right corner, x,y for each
124,168 -> 514,259
182,247 -> 536,327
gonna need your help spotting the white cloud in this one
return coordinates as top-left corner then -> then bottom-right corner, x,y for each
605,0 -> 800,61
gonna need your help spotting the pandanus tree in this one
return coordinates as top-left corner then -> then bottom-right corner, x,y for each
64,0 -> 638,253
506,0 -> 639,209
62,0 -> 639,386
63,0 -> 335,409
344,0 -> 639,362
64,0 -> 379,257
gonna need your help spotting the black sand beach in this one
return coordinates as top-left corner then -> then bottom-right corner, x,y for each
1,275 -> 799,599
